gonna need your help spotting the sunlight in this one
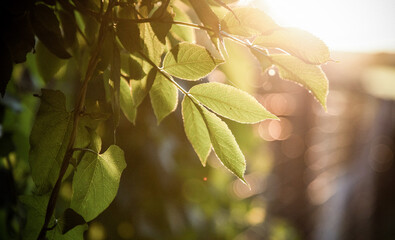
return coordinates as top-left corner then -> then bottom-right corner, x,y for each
243,0 -> 395,52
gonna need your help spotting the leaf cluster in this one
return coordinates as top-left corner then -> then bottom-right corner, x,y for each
0,0 -> 331,239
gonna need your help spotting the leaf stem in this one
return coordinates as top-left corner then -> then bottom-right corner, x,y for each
36,1 -> 115,239
137,51 -> 189,96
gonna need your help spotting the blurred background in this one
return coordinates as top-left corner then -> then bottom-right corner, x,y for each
1,0 -> 395,239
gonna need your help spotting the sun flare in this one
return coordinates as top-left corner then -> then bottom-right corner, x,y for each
242,0 -> 395,52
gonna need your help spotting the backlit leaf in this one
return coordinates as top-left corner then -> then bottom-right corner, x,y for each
171,6 -> 195,42
120,78 -> 137,124
190,82 -> 277,123
200,106 -> 247,182
254,28 -> 330,64
163,42 -> 223,81
149,73 -> 178,124
182,96 -> 211,166
221,8 -> 279,37
70,132 -> 126,221
29,90 -> 90,193
271,54 -> 328,109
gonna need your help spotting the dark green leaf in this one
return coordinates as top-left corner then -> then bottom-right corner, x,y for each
116,20 -> 142,53
0,41 -> 13,97
150,3 -> 174,44
59,9 -> 77,48
59,209 -> 86,234
31,4 -> 71,59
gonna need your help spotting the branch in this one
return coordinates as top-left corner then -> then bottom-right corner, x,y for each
36,1 -> 116,239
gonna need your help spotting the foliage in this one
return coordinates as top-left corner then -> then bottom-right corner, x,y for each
0,0 -> 330,239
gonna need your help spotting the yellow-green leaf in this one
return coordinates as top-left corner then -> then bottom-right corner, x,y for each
271,54 -> 328,109
149,73 -> 178,124
190,82 -> 277,123
170,6 -> 195,42
70,133 -> 126,222
221,7 -> 279,37
120,78 -> 137,124
182,96 -> 211,166
163,42 -> 223,81
254,28 -> 330,64
200,105 -> 247,182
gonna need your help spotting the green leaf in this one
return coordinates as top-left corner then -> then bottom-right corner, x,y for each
163,42 -> 223,81
150,3 -> 174,44
221,8 -> 279,37
59,9 -> 77,48
20,194 -> 49,240
254,28 -> 330,64
149,73 -> 178,124
170,6 -> 195,42
29,90 -> 90,193
116,20 -> 142,53
182,97 -> 211,166
189,82 -> 277,123
58,209 -> 86,235
35,41 -> 64,83
120,78 -> 137,124
20,195 -> 87,240
70,132 -> 126,222
200,105 -> 247,182
31,4 -> 71,59
271,54 -> 328,110
47,224 -> 87,240
139,22 -> 165,65
131,67 -> 157,107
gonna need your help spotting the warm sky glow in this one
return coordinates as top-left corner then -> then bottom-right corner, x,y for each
242,0 -> 395,53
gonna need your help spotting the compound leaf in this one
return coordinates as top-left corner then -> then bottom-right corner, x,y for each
163,42 -> 223,81
190,82 -> 277,123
